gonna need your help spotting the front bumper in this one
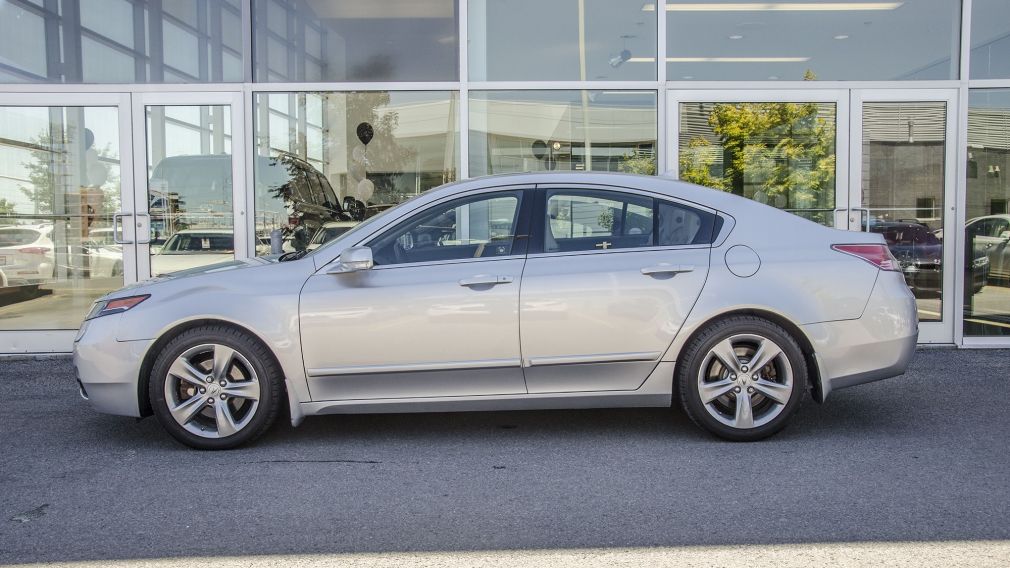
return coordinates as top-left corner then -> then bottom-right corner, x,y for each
804,271 -> 919,402
72,314 -> 150,417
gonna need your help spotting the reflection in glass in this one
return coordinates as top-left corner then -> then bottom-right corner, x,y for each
146,105 -> 234,276
0,0 -> 243,83
970,0 -> 1010,80
666,0 -> 959,81
253,91 -> 459,255
965,90 -> 1010,337
469,91 -> 657,177
469,0 -> 657,81
0,106 -> 122,330
678,101 -> 837,225
861,102 -> 947,323
252,0 -> 458,82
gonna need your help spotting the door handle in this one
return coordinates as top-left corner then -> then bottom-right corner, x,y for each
112,212 -> 134,244
641,264 -> 694,276
458,275 -> 514,287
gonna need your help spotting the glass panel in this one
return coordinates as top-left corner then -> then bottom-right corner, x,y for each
678,101 -> 837,225
369,191 -> 523,266
970,0 -> 1010,80
252,0 -> 458,82
666,0 -> 959,81
0,106 -> 123,330
253,91 -> 459,255
965,90 -> 1010,337
470,91 -> 657,177
469,0 -> 656,81
545,190 -> 654,252
146,105 -> 234,276
0,0 -> 243,83
861,102 -> 947,323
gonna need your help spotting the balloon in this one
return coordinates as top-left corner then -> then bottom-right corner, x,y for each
351,145 -> 369,165
348,161 -> 365,181
531,140 -> 548,160
356,178 -> 375,202
356,122 -> 374,145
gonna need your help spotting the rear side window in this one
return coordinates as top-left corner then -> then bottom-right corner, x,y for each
543,189 -> 720,253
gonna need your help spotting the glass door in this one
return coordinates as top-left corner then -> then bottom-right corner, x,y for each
0,93 -> 134,353
849,90 -> 958,344
669,90 -> 849,227
131,92 -> 246,280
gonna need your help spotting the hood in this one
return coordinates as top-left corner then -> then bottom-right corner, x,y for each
109,255 -> 277,297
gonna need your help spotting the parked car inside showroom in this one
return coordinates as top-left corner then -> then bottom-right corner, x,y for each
0,224 -> 55,296
74,173 -> 918,450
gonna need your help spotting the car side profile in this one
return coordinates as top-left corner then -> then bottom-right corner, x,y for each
73,173 -> 918,450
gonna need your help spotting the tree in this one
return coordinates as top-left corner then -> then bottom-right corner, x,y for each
679,82 -> 836,223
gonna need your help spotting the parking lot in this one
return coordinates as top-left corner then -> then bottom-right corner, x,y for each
1,348 -> 1009,566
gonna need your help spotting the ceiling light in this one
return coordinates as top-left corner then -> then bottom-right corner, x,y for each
833,34 -> 850,39
729,34 -> 744,39
643,2 -> 903,11
629,56 -> 810,62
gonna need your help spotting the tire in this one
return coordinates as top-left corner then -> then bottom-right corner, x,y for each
677,316 -> 807,442
149,325 -> 283,450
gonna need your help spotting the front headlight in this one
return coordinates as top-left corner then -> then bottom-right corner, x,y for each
85,294 -> 150,320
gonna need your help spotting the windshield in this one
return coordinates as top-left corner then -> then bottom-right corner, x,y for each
0,229 -> 41,247
876,225 -> 940,246
310,225 -> 354,245
160,233 -> 234,254
305,194 -> 425,257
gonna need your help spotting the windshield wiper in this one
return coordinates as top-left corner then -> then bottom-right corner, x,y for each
278,250 -> 308,262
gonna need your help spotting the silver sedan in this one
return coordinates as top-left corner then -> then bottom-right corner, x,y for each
74,173 -> 918,449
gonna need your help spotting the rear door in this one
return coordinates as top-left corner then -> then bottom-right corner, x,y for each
519,185 -> 716,393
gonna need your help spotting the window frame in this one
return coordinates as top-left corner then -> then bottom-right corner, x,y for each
363,187 -> 534,270
527,184 -> 721,258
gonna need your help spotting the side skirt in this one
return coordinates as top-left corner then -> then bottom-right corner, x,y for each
297,361 -> 676,418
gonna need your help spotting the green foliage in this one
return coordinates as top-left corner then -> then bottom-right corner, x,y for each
618,153 -> 657,176
678,99 -> 836,213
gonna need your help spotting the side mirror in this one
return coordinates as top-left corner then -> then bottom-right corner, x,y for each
327,246 -> 373,274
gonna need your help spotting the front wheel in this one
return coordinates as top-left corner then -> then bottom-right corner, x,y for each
677,316 -> 807,442
149,325 -> 282,450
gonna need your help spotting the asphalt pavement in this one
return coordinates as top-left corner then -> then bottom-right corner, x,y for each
1,348 -> 1008,566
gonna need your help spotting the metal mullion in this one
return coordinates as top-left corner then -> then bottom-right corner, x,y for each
241,0 -> 253,83
656,0 -> 667,175
458,0 -> 469,179
954,0 -> 972,346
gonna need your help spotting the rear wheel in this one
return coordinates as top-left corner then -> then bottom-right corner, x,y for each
149,325 -> 282,450
678,316 -> 807,442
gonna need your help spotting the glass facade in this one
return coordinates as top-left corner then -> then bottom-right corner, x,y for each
0,0 -> 243,83
1,0 -> 1010,349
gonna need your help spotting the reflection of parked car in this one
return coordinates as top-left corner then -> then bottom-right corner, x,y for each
306,220 -> 359,251
871,221 -> 987,295
0,225 -> 55,293
965,215 -> 1010,282
151,229 -> 234,275
256,153 -> 352,249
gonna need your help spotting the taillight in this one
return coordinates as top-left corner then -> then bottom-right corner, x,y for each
831,244 -> 900,271
19,247 -> 49,255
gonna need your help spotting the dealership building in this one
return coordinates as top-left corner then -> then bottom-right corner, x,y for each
1,0 -> 1009,353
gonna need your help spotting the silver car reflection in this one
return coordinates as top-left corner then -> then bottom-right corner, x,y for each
74,173 -> 918,449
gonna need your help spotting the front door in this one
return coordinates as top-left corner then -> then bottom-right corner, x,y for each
519,185 -> 714,393
299,187 -> 532,401
131,92 -> 246,280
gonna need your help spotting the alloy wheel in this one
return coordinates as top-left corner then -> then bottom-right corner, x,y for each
696,333 -> 794,430
163,343 -> 261,438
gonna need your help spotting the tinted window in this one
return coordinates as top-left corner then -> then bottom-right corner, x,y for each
162,234 -> 235,253
369,192 -> 525,266
544,190 -> 719,252
0,229 -> 41,247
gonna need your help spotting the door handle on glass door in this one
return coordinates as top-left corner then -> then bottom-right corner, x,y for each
458,275 -> 514,287
641,264 -> 694,276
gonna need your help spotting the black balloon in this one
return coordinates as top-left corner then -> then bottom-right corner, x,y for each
356,122 -> 374,145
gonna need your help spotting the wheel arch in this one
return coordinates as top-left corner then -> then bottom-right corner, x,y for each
675,308 -> 826,404
136,318 -> 289,417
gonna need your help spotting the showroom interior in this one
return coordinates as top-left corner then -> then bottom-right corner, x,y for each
0,0 -> 1009,353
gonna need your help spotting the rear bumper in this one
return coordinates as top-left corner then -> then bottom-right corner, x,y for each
72,315 -> 149,417
804,271 -> 919,402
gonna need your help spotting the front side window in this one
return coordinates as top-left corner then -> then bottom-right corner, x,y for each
544,190 -> 718,253
369,191 -> 525,266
